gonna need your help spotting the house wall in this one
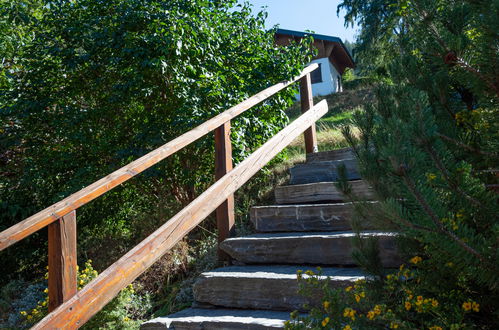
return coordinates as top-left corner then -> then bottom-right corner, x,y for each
296,57 -> 342,100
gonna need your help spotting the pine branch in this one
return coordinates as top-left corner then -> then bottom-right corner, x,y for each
437,133 -> 499,158
397,164 -> 488,265
423,143 -> 483,208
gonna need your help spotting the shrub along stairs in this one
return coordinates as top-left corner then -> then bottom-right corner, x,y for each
142,147 -> 401,329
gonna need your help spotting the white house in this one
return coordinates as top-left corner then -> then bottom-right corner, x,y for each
275,29 -> 354,97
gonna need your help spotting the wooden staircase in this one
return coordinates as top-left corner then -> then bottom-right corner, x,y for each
142,148 -> 401,329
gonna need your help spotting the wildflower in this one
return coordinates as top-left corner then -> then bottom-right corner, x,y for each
20,311 -> 27,316
386,274 -> 393,280
431,299 -> 439,308
343,308 -> 356,320
27,315 -> 32,320
410,256 -> 422,264
81,274 -> 87,278
390,322 -> 399,329
373,305 -> 382,315
42,301 -> 47,307
323,301 -> 330,309
343,325 -> 352,330
79,280 -> 85,285
355,294 -> 361,302
367,311 -> 375,320
472,302 -> 480,312
123,317 -> 130,322
305,270 -> 314,276
456,211 -> 465,219
345,286 -> 353,292
321,317 -> 330,327
405,301 -> 412,311
426,173 -> 437,181
429,326 -> 442,330
462,301 -> 472,311
43,288 -> 49,294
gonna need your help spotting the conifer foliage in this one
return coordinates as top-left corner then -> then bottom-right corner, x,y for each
337,0 -> 498,326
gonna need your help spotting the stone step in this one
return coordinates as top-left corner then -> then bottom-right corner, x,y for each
251,203 -> 365,232
306,148 -> 355,163
141,308 -> 292,329
220,231 -> 401,267
275,180 -> 374,204
192,265 -> 366,312
289,159 -> 360,185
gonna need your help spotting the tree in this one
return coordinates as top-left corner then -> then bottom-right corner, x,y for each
338,0 -> 498,327
0,0 -> 313,281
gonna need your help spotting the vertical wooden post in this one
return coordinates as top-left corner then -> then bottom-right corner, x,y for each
300,73 -> 318,153
214,121 -> 235,263
48,210 -> 77,312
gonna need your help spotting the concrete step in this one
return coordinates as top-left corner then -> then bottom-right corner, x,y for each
220,231 -> 401,267
275,180 -> 374,204
192,265 -> 366,312
141,308 -> 292,329
306,148 -> 354,163
289,159 -> 360,185
250,203 -> 368,232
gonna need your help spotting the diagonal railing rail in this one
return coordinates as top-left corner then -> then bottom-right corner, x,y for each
0,63 -> 327,329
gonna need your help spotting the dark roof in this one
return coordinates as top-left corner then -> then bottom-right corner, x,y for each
275,28 -> 354,71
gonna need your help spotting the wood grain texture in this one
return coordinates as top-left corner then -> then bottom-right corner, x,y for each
0,64 -> 319,251
299,73 -> 317,154
48,211 -> 77,312
214,121 -> 235,262
275,180 -> 374,204
32,100 -> 328,330
289,159 -> 360,185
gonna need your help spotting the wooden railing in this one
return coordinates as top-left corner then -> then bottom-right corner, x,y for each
0,63 -> 327,329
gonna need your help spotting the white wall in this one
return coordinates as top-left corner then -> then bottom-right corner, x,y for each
296,57 -> 342,100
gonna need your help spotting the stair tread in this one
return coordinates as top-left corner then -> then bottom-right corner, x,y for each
306,148 -> 354,163
220,231 -> 401,267
200,265 -> 367,280
275,180 -> 374,204
289,159 -> 360,185
192,266 -> 366,311
142,308 -> 292,329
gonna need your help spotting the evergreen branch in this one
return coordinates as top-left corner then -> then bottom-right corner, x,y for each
398,165 -> 488,264
437,133 -> 499,159
423,143 -> 483,208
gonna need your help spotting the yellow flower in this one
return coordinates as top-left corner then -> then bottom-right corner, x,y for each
343,308 -> 356,320
472,302 -> 480,312
462,301 -> 472,311
305,270 -> 314,276
410,256 -> 422,264
429,326 -> 442,330
43,288 -> 49,294
27,315 -> 32,320
321,317 -> 330,327
426,173 -> 437,181
345,286 -> 353,292
79,280 -> 85,285
323,301 -> 330,309
431,299 -> 439,308
123,317 -> 130,322
343,325 -> 352,330
405,301 -> 412,311
373,305 -> 382,315
390,322 -> 399,329
367,311 -> 375,320
354,294 -> 361,302
42,301 -> 47,307
20,311 -> 27,316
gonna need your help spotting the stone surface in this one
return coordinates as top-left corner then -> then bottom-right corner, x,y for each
220,231 -> 401,267
289,159 -> 360,185
306,148 -> 355,163
250,203 -> 359,232
141,308 -> 293,329
275,180 -> 374,204
192,265 -> 366,311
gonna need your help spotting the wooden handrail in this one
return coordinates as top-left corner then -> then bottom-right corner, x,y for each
0,63 -> 318,251
34,100 -> 328,329
1,64 -> 325,329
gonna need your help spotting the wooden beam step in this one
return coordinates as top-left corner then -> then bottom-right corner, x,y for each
192,265 -> 366,312
275,180 -> 374,204
220,231 -> 401,267
306,148 -> 354,163
141,307 -> 293,329
289,158 -> 360,185
251,203 -> 374,232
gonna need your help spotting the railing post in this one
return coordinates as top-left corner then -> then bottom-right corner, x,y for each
48,210 -> 77,312
214,121 -> 235,263
300,73 -> 318,153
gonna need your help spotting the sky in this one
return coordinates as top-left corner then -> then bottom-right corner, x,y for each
237,0 -> 358,43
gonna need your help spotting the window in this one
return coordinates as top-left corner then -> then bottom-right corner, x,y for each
310,63 -> 322,84
337,75 -> 342,92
